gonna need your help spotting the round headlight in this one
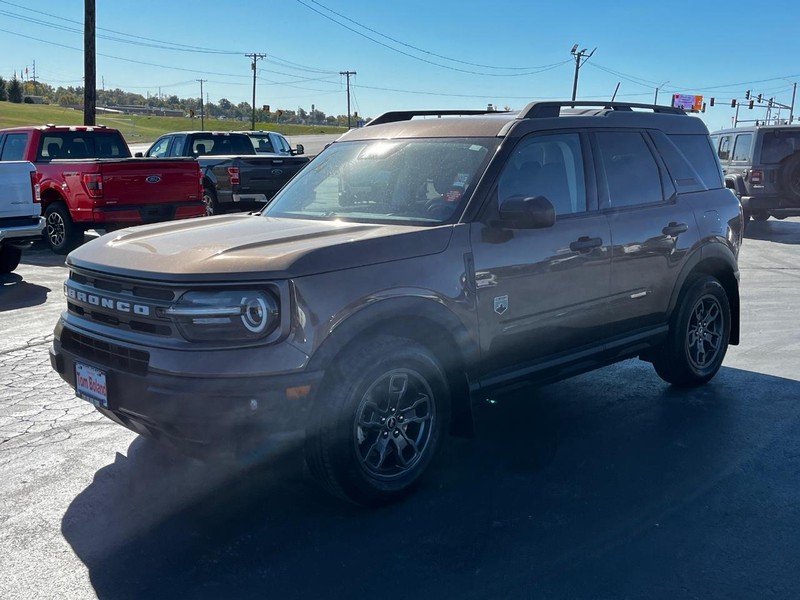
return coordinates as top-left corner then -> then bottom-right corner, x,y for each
241,295 -> 270,333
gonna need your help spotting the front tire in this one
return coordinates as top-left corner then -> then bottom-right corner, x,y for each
305,335 -> 450,506
653,276 -> 731,387
0,244 -> 22,273
44,203 -> 83,254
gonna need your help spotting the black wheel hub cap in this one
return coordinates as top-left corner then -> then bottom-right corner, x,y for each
354,369 -> 435,480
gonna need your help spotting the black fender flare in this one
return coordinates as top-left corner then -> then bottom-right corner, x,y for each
667,241 -> 740,345
306,295 -> 480,436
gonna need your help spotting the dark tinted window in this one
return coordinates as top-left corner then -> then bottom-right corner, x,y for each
596,131 -> 663,208
651,132 -> 704,194
38,131 -> 130,160
498,132 -> 587,216
718,135 -> 732,161
191,134 -> 254,156
732,134 -> 752,162
760,130 -> 800,164
0,133 -> 27,160
669,133 -> 724,189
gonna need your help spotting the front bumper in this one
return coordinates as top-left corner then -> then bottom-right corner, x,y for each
50,321 -> 323,462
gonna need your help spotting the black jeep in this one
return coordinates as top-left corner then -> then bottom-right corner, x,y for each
712,125 -> 800,222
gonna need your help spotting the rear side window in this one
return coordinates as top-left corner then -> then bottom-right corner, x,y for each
732,134 -> 752,162
0,133 -> 27,160
760,131 -> 800,164
595,131 -> 664,208
668,134 -> 724,189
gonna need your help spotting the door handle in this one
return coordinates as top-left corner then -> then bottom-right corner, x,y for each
569,236 -> 603,252
662,222 -> 688,236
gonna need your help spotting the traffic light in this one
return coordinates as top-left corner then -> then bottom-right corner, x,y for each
749,100 -> 754,109
745,90 -> 751,100
757,94 -> 762,103
702,102 -> 706,113
710,97 -> 715,107
731,99 -> 737,107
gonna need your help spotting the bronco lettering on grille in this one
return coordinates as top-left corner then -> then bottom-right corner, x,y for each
66,287 -> 151,316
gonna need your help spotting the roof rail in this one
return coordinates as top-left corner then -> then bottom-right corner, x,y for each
520,101 -> 686,119
366,109 -> 509,127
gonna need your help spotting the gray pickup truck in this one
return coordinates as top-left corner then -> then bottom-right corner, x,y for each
0,161 -> 44,273
139,131 -> 309,215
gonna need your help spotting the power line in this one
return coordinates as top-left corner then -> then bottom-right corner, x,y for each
305,0 -> 539,72
294,0 -> 571,77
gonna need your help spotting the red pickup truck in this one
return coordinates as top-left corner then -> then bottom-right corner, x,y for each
0,125 -> 206,253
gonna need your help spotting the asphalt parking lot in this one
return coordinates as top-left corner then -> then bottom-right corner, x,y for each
1,218 -> 799,600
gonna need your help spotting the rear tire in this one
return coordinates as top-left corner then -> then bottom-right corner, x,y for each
203,185 -> 220,216
653,276 -> 731,387
44,203 -> 84,254
0,244 -> 22,273
305,335 -> 450,506
752,211 -> 770,222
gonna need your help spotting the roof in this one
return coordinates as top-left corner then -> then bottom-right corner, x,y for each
339,101 -> 705,142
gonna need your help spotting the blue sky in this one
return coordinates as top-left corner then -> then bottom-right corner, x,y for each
0,0 -> 798,132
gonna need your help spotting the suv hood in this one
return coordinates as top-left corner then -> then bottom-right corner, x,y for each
67,214 -> 453,282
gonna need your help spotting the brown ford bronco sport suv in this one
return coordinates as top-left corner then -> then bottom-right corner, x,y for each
50,101 -> 743,506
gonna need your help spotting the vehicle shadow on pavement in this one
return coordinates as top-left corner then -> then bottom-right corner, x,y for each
0,273 -> 50,311
61,360 -> 800,600
20,241 -> 68,268
744,219 -> 800,244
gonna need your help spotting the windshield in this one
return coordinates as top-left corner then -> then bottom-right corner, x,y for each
263,137 -> 497,224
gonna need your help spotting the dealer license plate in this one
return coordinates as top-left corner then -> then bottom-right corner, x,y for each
75,362 -> 108,408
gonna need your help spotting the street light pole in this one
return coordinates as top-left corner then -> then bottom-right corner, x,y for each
570,45 -> 596,102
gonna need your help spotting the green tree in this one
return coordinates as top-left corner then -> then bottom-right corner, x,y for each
7,76 -> 23,103
0,77 -> 7,101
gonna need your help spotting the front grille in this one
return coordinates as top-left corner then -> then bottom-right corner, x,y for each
61,328 -> 149,375
69,271 -> 176,302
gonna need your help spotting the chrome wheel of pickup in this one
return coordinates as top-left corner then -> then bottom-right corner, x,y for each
44,203 -> 83,254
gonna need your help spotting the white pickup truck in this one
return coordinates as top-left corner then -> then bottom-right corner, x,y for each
0,161 -> 44,273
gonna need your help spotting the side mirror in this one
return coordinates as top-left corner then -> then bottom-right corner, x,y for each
134,152 -> 144,158
294,144 -> 305,155
498,196 -> 556,229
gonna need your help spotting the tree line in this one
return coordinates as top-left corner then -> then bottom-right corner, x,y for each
0,76 -> 364,127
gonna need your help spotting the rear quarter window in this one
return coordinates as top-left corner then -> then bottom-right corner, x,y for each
668,134 -> 724,189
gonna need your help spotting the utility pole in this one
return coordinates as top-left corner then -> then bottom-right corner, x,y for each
654,81 -> 669,105
791,82 -> 797,124
196,79 -> 206,130
246,53 -> 266,129
340,70 -> 357,128
83,0 -> 96,126
570,45 -> 595,102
